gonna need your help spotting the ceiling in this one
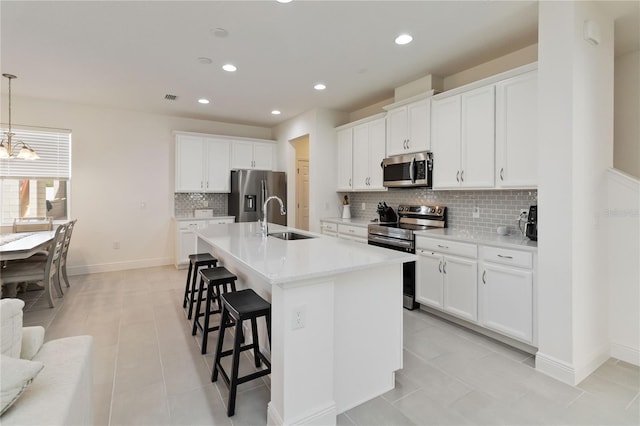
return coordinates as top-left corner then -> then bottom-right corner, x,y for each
1,1 -> 637,128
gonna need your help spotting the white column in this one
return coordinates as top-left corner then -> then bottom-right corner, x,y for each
536,1 -> 615,384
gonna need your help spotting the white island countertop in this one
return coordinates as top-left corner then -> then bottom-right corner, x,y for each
196,222 -> 415,286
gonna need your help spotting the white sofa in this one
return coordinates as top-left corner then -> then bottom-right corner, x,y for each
0,299 -> 93,425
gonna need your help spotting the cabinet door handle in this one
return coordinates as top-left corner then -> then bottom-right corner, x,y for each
438,260 -> 442,273
349,178 -> 352,187
482,270 -> 487,284
406,139 -> 410,149
500,168 -> 504,181
497,254 -> 513,259
437,244 -> 449,249
201,181 -> 203,188
460,170 -> 464,182
443,261 -> 447,274
456,171 -> 460,182
206,181 -> 209,188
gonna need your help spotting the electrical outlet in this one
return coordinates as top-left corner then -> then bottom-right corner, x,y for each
292,306 -> 306,330
112,242 -> 120,250
472,206 -> 480,218
361,202 -> 366,211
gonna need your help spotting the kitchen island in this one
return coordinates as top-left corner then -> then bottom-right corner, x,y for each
197,222 -> 414,425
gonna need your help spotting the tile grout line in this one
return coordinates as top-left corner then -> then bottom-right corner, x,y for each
106,305 -> 123,426
625,391 -> 640,411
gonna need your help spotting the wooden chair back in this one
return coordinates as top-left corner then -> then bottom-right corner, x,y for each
13,217 -> 53,233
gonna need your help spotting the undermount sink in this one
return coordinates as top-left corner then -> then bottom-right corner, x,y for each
268,231 -> 315,241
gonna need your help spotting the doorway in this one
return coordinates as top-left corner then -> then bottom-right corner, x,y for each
292,135 -> 310,231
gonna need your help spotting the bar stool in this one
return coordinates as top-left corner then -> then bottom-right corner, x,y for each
182,253 -> 217,320
211,289 -> 271,417
191,266 -> 238,354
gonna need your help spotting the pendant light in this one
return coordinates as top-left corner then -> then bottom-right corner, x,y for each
0,73 -> 39,160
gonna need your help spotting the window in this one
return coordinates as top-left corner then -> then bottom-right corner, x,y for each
0,127 -> 71,224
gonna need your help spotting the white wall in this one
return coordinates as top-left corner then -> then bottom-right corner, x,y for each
536,1 -> 614,384
614,50 -> 640,178
6,95 -> 271,274
273,108 -> 348,233
606,169 -> 640,365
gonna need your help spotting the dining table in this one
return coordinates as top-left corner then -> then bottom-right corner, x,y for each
0,230 -> 56,261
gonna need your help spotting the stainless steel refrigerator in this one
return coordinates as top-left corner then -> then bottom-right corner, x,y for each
228,170 -> 287,225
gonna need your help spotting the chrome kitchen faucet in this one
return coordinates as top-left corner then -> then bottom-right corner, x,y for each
261,196 -> 286,236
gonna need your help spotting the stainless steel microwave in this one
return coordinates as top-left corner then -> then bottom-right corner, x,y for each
382,152 -> 433,188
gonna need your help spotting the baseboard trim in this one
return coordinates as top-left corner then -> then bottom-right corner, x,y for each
267,401 -> 336,426
535,351 -> 577,385
611,342 -> 640,366
67,257 -> 172,276
574,345 -> 610,384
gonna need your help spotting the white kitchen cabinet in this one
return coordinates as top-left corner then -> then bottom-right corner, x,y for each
320,221 -> 338,237
416,237 -> 478,322
175,218 -> 234,267
175,135 -> 231,193
386,97 -> 431,156
337,223 -> 367,244
431,85 -> 495,189
352,117 -> 386,190
495,70 -> 538,188
337,128 -> 353,191
230,140 -> 274,170
479,246 -> 534,344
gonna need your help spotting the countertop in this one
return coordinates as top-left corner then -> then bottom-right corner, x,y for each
196,222 -> 415,285
414,228 -> 538,252
174,215 -> 235,222
320,217 -> 378,228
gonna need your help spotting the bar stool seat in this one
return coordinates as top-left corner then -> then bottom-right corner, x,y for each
211,289 -> 271,417
182,253 -> 217,320
191,266 -> 238,354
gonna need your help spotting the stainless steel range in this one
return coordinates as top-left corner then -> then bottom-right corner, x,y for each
368,205 -> 447,310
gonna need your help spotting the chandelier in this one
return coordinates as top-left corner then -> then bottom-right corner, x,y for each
0,73 -> 39,160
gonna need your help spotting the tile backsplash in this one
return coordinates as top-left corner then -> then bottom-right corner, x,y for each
341,188 -> 537,235
174,193 -> 228,217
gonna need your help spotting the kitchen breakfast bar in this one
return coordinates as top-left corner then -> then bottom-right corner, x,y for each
196,222 -> 414,425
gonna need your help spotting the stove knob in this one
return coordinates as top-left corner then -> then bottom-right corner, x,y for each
437,208 -> 442,214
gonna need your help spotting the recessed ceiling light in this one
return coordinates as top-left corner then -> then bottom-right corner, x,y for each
198,98 -> 210,104
276,0 -> 292,3
222,64 -> 237,72
197,57 -> 212,65
314,83 -> 326,91
271,110 -> 281,115
395,34 -> 413,45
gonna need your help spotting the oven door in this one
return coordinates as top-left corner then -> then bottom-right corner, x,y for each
382,152 -> 431,188
367,235 -> 417,310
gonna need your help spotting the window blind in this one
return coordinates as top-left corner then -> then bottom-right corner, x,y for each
0,127 -> 71,179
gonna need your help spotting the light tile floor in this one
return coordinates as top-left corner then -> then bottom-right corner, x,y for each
18,266 -> 640,426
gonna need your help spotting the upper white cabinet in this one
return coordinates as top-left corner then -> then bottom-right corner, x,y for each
230,140 -> 275,170
336,113 -> 387,192
175,134 -> 231,193
386,97 -> 431,156
431,85 -> 495,189
352,117 -> 386,190
495,71 -> 538,188
337,128 -> 353,191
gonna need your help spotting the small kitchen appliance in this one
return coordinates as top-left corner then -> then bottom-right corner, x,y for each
368,205 -> 447,310
525,205 -> 537,241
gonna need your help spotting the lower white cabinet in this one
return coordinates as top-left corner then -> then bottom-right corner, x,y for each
337,223 -> 367,244
320,221 -> 338,237
479,246 -> 534,344
416,237 -> 478,322
175,218 -> 234,267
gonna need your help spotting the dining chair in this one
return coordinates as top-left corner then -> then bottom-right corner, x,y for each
0,222 -> 68,308
58,219 -> 77,289
12,217 -> 53,233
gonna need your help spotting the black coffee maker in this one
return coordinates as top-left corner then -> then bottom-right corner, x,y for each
525,205 -> 537,241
